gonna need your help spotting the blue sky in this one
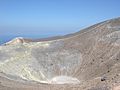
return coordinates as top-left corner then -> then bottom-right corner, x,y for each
0,0 -> 120,39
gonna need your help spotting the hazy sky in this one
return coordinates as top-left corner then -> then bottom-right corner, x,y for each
0,0 -> 120,38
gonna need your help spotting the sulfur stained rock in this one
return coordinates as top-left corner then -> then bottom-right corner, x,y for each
0,17 -> 120,90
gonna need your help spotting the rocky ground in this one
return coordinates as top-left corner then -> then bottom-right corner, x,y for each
0,17 -> 120,90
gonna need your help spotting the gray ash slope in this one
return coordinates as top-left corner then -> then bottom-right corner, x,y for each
0,17 -> 120,90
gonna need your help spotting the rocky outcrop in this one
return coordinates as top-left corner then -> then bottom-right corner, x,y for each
4,37 -> 34,45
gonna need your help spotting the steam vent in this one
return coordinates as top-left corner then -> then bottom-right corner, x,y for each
0,17 -> 120,90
